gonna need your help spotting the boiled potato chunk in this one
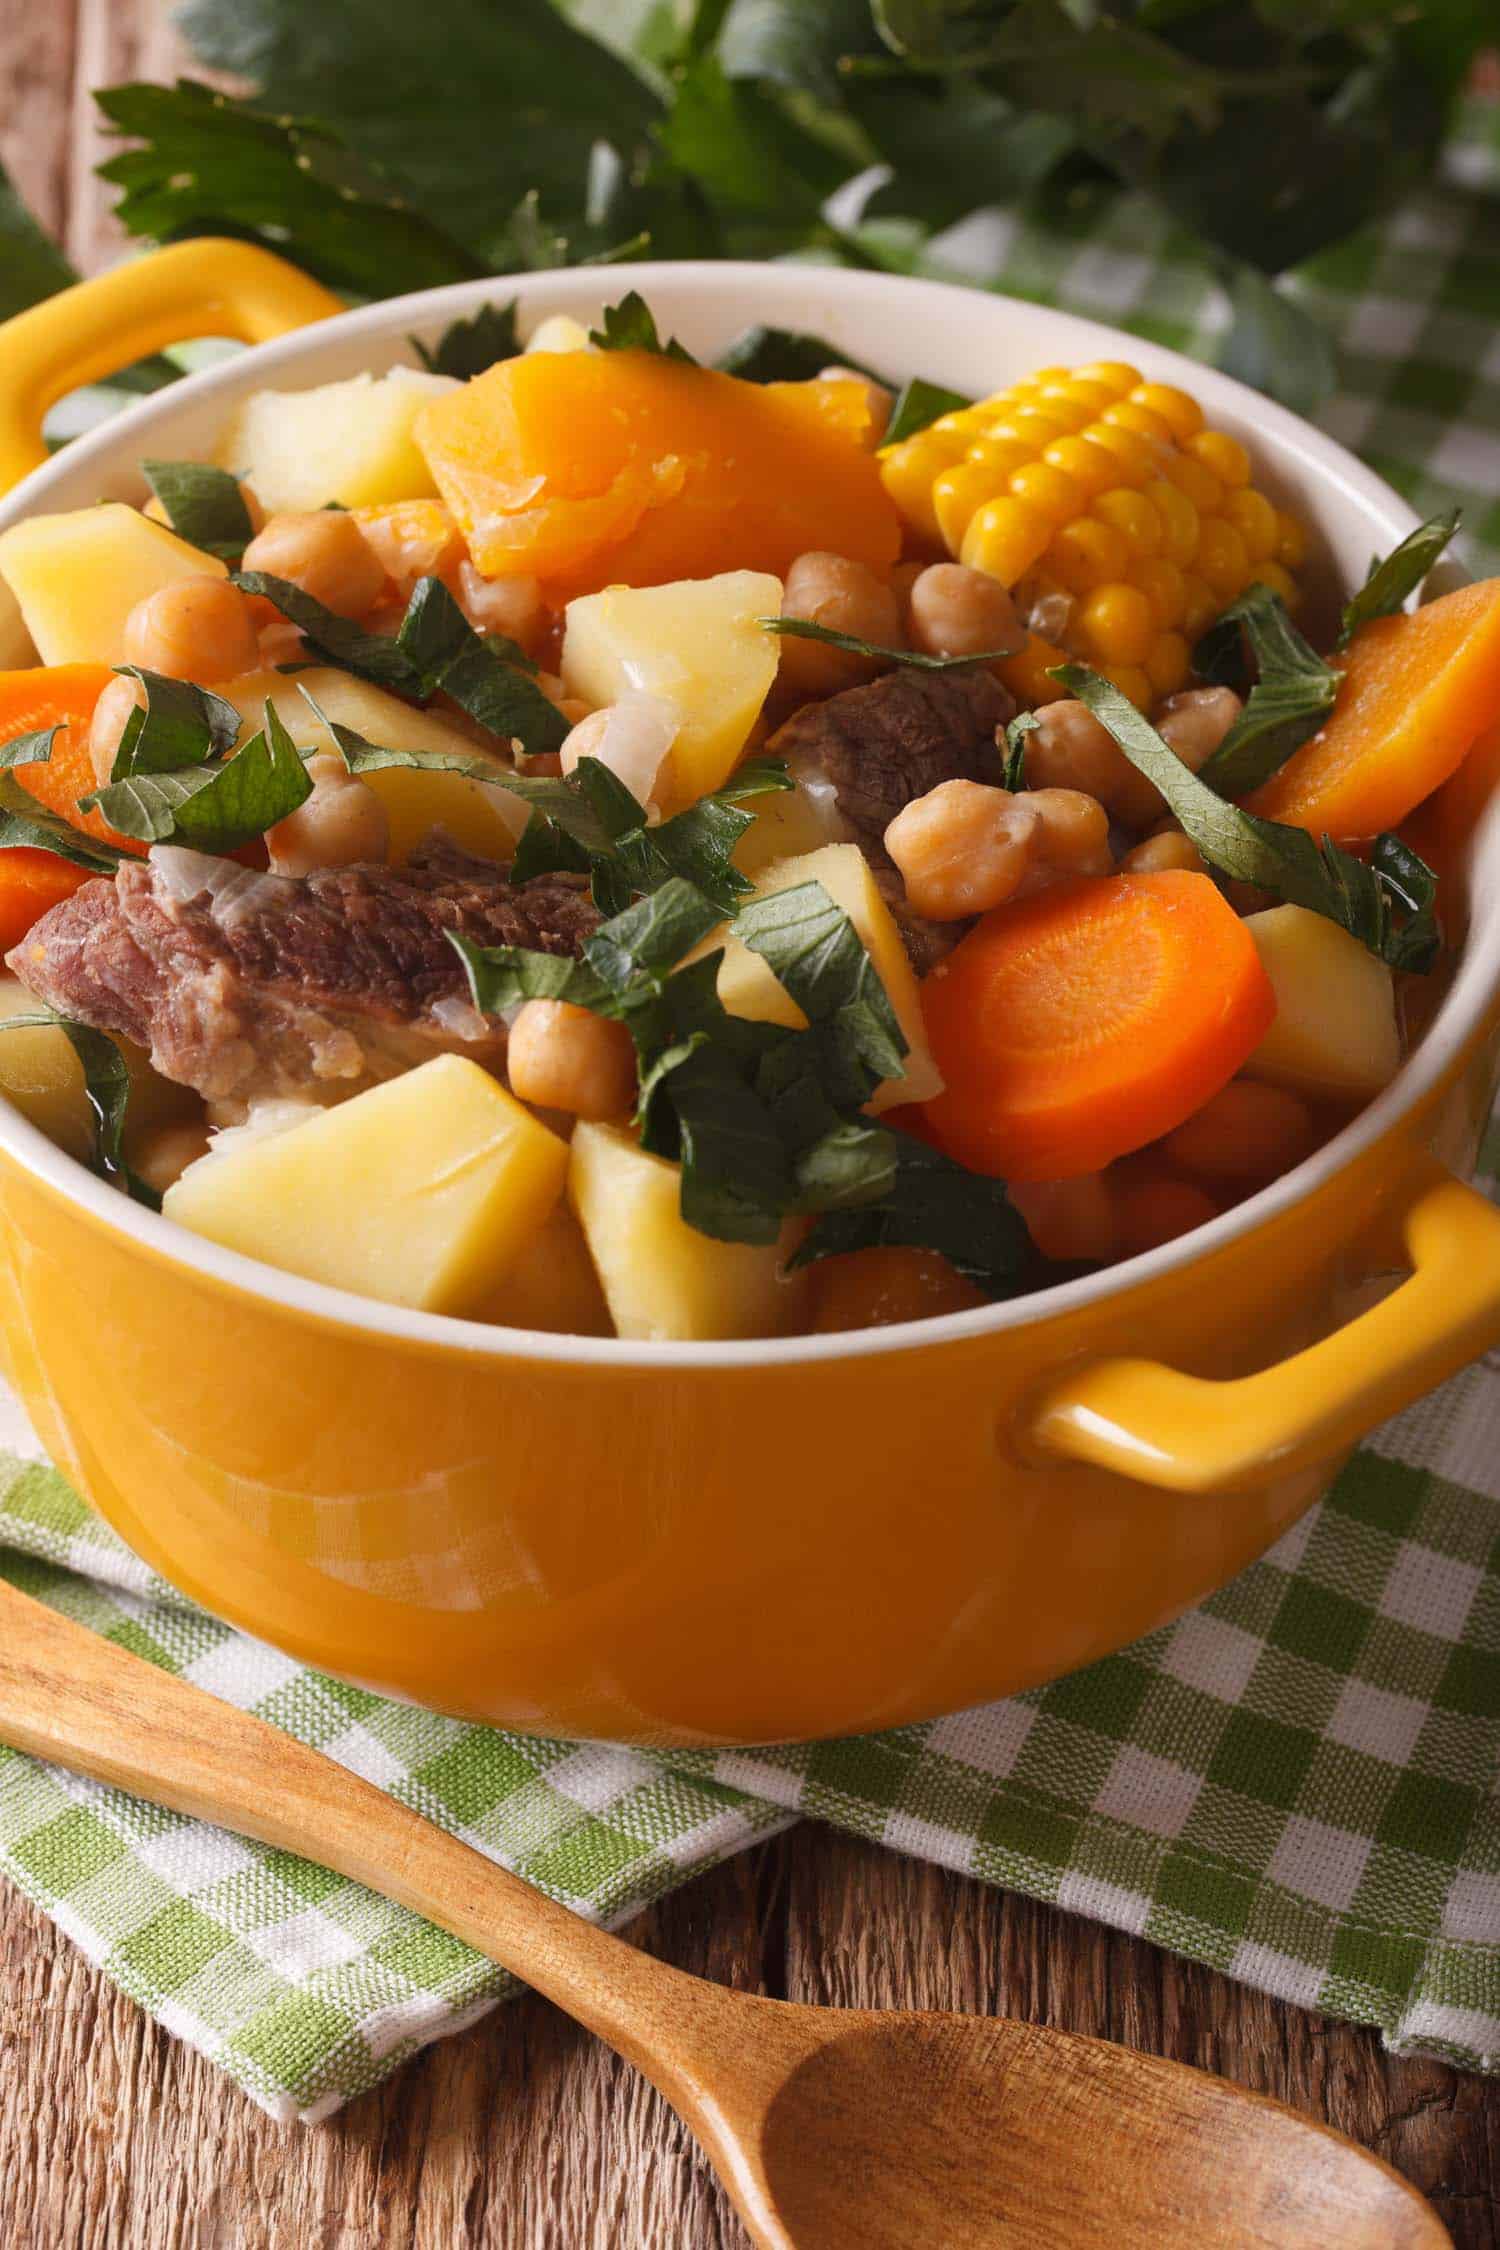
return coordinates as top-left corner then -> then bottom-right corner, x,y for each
560,570 -> 782,813
165,1056 -> 567,1313
705,842 -> 942,1111
525,313 -> 593,355
569,1122 -> 806,1342
0,977 -> 189,1163
0,505 -> 224,666
468,1203 -> 612,1335
221,667 -> 523,864
217,369 -> 457,514
1241,905 -> 1400,1100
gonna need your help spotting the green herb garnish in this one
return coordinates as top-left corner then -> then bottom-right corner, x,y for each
714,327 -> 890,387
761,617 -> 1020,671
107,669 -> 241,780
411,299 -> 520,379
588,291 -> 696,363
1338,510 -> 1462,648
1001,711 -> 1038,792
883,376 -> 971,447
1055,665 -> 1441,974
140,459 -> 256,563
0,1009 -> 159,1207
0,775 -> 125,874
85,702 -> 313,853
1194,587 -> 1341,799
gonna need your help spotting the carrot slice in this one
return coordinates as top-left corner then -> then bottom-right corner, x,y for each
0,663 -> 144,854
1247,580 -> 1500,840
0,847 -> 90,951
919,872 -> 1276,1182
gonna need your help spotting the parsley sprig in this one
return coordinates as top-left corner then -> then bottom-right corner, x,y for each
1056,666 -> 1441,973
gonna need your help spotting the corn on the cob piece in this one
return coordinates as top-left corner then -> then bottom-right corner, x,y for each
880,363 -> 1306,707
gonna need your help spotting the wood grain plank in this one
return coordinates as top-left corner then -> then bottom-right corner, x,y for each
4,1829 -> 1496,2248
0,8 -> 1496,2246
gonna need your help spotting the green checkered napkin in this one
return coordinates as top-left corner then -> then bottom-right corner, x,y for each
2,94 -> 1500,2126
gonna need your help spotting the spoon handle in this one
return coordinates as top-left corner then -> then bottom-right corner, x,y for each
0,1576 -> 709,2073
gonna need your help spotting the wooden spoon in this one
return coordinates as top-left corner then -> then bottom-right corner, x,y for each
0,1577 -> 1448,2248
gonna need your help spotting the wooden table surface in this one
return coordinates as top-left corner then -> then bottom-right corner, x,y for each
2,6 -> 1498,2243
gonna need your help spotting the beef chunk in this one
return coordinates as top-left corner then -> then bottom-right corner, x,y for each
768,666 -> 1013,861
767,666 -> 1014,970
7,838 -> 599,1115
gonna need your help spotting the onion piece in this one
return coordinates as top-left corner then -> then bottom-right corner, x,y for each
560,695 -> 678,813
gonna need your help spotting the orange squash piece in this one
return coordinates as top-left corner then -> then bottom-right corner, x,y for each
1247,580 -> 1500,839
414,351 -> 901,599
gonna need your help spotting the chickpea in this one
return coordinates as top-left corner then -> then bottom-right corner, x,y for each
121,577 -> 260,686
884,780 -> 1040,920
1120,830 -> 1205,875
87,673 -> 146,786
817,365 -> 894,447
1163,1080 -> 1314,1183
257,618 -> 309,669
1025,788 -> 1113,878
1156,684 -> 1242,772
241,510 -> 386,621
456,562 -> 546,655
810,1245 -> 984,1332
1009,1173 -> 1116,1264
266,752 -> 389,877
128,1116 -> 212,1196
778,552 -> 903,701
908,563 -> 1024,663
1026,698 -> 1163,830
507,999 -> 637,1121
1114,1173 -> 1220,1257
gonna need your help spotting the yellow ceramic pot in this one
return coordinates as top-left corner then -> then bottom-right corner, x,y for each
2,243 -> 1499,1748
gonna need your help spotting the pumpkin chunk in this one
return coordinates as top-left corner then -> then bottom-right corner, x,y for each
415,349 -> 900,599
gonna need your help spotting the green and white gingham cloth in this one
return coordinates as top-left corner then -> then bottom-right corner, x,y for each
2,92 -> 1500,2126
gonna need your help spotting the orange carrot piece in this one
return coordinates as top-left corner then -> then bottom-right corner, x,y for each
919,871 -> 1276,1182
1248,580 -> 1500,839
0,847 -> 91,951
0,663 -> 145,854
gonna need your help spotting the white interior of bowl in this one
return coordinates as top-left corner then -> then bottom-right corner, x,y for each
0,258 -> 1495,1368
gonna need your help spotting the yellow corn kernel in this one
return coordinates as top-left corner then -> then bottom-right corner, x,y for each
1195,516 -> 1251,596
1009,461 -> 1084,522
1020,366 -> 1071,389
933,460 -> 1005,554
1075,361 -> 1142,394
1102,399 -> 1177,450
1093,487 -> 1162,556
997,631 -> 1072,707
1192,429 -> 1251,488
960,494 -> 1052,585
1085,420 -> 1163,486
1129,383 -> 1204,441
1079,581 -> 1155,667
1145,631 -> 1190,699
1275,511 -> 1307,568
1042,378 -> 1120,420
1227,487 -> 1279,562
1137,557 -> 1187,628
1031,386 -> 1097,434
1044,516 -> 1133,594
1254,559 -> 1301,609
964,434 -> 1033,478
1179,572 -> 1219,636
1001,408 -> 1073,450
1101,662 -> 1153,709
929,409 -> 988,445
879,431 -> 960,544
1041,434 -> 1119,499
1144,478 -> 1199,567
1158,449 -> 1223,516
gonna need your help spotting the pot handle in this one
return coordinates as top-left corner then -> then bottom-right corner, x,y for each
1028,1162 -> 1500,1495
0,240 -> 345,497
